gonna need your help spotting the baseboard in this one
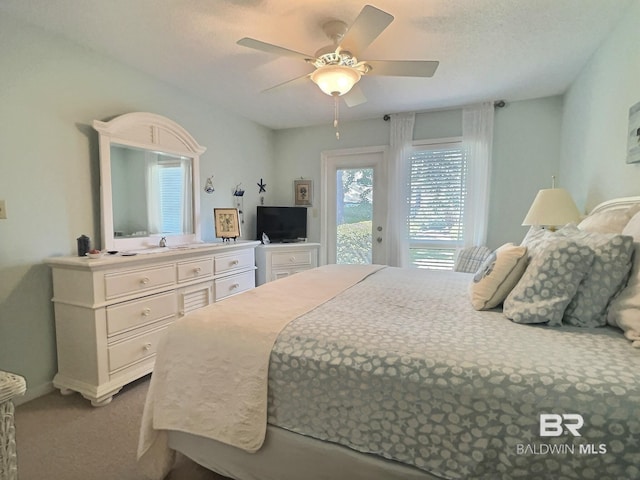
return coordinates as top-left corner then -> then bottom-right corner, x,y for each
13,381 -> 54,406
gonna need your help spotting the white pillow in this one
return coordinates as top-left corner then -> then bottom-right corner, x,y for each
607,210 -> 640,346
469,243 -> 528,310
578,203 -> 640,234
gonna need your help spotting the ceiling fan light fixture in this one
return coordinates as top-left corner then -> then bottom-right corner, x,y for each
310,65 -> 361,96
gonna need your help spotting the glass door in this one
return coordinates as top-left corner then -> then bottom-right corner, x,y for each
336,167 -> 374,264
321,147 -> 387,265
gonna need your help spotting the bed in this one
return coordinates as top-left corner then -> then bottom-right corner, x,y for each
138,196 -> 640,480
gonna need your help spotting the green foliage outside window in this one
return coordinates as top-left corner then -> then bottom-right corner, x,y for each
337,221 -> 372,264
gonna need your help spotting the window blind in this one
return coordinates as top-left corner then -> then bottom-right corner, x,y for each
408,143 -> 467,269
158,160 -> 183,234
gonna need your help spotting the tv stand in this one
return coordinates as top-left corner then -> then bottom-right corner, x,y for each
255,242 -> 320,286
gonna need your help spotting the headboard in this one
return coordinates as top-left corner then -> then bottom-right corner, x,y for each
589,196 -> 640,215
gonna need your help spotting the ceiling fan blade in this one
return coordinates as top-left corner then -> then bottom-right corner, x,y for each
261,73 -> 312,93
237,37 -> 315,62
366,60 -> 439,78
343,84 -> 367,107
340,5 -> 394,56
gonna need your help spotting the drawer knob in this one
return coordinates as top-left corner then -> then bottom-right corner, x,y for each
231,283 -> 240,290
140,276 -> 150,285
142,307 -> 151,316
230,260 -> 239,266
143,342 -> 152,351
194,266 -> 202,274
289,256 -> 295,263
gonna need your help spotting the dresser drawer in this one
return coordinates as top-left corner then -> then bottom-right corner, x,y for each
214,270 -> 255,301
271,249 -> 314,267
105,264 -> 176,300
177,257 -> 213,283
106,291 -> 177,336
214,250 -> 254,275
108,326 -> 167,373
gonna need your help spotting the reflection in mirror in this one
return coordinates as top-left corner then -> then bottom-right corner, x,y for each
110,145 -> 193,238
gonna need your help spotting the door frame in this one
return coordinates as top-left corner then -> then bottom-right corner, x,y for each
320,145 -> 388,265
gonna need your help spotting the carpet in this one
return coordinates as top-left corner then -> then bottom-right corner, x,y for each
14,375 -> 229,480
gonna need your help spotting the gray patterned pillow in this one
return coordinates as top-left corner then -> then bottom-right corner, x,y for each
503,237 -> 595,326
521,226 -> 553,255
557,224 -> 634,327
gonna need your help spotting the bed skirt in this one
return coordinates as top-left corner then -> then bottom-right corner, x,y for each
168,425 -> 442,480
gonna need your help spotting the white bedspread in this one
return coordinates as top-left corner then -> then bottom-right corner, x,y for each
137,264 -> 384,480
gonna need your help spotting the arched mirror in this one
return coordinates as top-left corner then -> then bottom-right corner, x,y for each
93,112 -> 206,251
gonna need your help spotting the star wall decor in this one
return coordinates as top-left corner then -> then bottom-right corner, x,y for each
257,178 -> 267,193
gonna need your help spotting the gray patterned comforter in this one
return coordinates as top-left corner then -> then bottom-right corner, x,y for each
267,267 -> 640,480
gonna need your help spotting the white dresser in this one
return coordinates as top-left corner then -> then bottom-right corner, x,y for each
255,242 -> 320,286
46,241 -> 259,406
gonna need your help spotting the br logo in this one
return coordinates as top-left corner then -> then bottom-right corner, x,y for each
539,414 -> 584,437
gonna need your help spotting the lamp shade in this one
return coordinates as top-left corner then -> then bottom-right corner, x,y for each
310,65 -> 361,96
522,188 -> 581,227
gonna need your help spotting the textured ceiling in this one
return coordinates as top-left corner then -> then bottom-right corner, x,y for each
0,0 -> 632,129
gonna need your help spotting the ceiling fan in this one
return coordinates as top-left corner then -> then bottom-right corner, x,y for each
237,4 -> 439,137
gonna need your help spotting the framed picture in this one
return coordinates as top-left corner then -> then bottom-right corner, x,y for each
214,208 -> 241,240
627,100 -> 640,164
294,179 -> 312,206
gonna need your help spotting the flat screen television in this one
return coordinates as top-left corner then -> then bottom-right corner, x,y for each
256,206 -> 307,243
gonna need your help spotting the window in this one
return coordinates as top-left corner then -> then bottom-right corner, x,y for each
158,160 -> 185,234
146,155 -> 192,235
408,140 -> 466,270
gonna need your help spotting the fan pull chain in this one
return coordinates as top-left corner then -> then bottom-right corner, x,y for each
333,93 -> 340,140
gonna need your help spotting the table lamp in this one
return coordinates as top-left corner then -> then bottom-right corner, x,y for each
522,177 -> 581,230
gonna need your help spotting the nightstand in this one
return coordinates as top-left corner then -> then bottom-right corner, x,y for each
255,243 -> 320,285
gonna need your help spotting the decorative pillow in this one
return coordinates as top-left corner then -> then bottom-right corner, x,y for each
503,238 -> 594,326
555,224 -> 634,327
607,210 -> 640,346
469,243 -> 528,310
454,245 -> 492,273
521,226 -> 554,255
578,203 -> 640,234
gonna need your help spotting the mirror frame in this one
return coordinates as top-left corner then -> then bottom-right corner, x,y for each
93,112 -> 206,251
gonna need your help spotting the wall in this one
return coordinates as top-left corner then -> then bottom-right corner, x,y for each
560,0 -> 640,210
0,15 -> 275,401
489,96 -> 563,246
274,98 -> 563,250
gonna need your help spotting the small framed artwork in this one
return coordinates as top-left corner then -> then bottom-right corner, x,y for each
294,179 -> 312,206
214,208 -> 241,241
627,100 -> 640,164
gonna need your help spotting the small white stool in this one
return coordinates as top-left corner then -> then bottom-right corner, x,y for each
0,371 -> 26,480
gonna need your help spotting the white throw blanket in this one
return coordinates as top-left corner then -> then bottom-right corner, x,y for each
137,264 -> 384,480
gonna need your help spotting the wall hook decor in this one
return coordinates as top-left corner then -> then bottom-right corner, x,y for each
233,183 -> 245,197
204,176 -> 215,194
233,183 -> 245,224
